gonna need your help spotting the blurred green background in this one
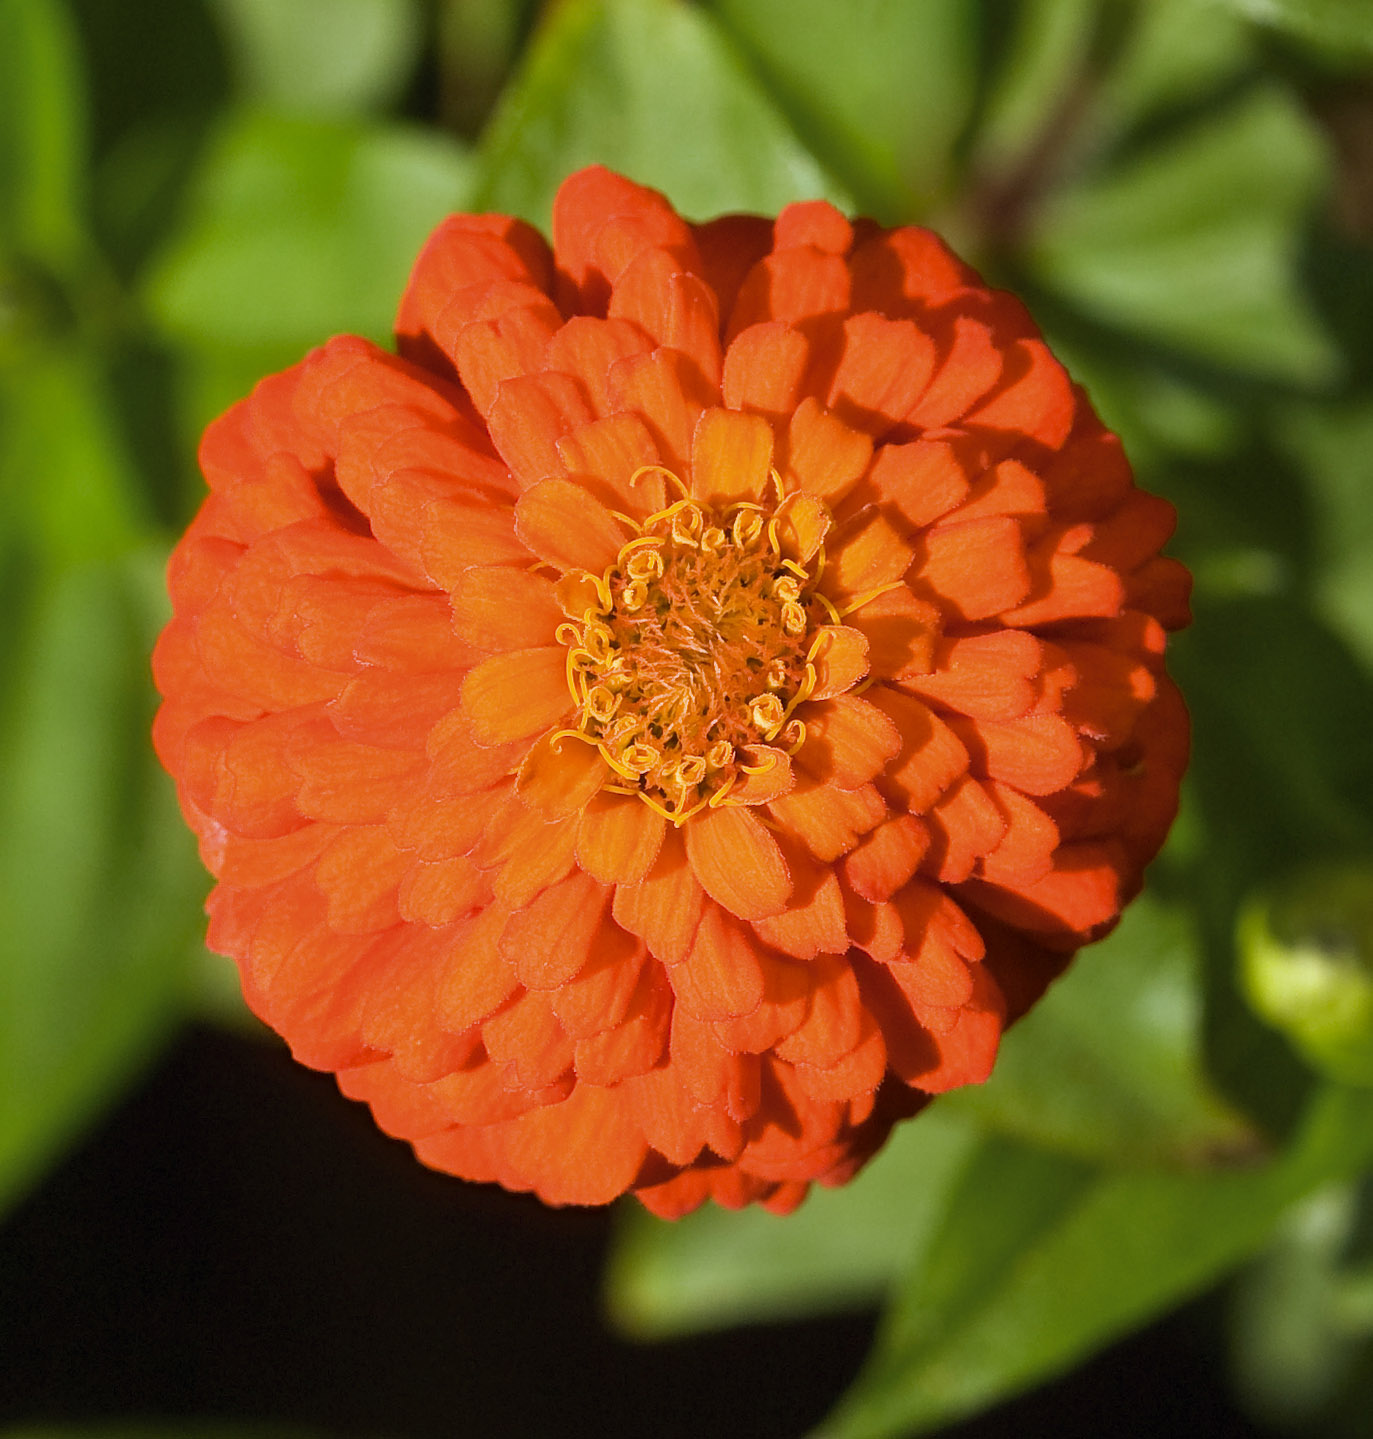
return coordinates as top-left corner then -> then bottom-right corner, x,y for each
3,0 -> 1373,1434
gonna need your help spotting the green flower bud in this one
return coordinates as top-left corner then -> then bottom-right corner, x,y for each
1239,861 -> 1373,1086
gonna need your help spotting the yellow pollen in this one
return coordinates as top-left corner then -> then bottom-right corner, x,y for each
559,482 -> 832,822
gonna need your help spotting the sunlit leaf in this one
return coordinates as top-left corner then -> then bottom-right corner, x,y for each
471,0 -> 848,230
1028,86 -> 1339,384
606,1109 -> 978,1337
145,109 -> 472,350
944,890 -> 1256,1166
709,0 -> 976,220
211,0 -> 425,115
817,1086 -> 1373,1438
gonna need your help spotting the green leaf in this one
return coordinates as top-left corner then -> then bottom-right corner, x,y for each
0,550 -> 208,1219
1199,0 -> 1373,55
472,0 -> 848,232
1276,398 -> 1373,671
605,1109 -> 979,1337
1230,1184 -> 1366,1423
210,0 -> 425,115
0,345 -> 146,565
0,0 -> 87,265
943,890 -> 1256,1166
1027,86 -> 1339,385
709,0 -> 977,220
145,109 -> 473,351
817,1085 -> 1373,1439
966,0 -> 1099,180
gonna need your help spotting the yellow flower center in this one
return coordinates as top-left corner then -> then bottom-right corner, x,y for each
557,486 -> 832,823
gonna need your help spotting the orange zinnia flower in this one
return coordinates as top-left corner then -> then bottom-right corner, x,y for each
153,167 -> 1190,1217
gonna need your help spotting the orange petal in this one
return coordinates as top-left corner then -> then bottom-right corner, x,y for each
779,396 -> 873,505
795,693 -> 902,789
670,904 -> 766,1020
772,492 -> 831,566
551,927 -> 645,1039
611,827 -> 705,962
609,249 -> 722,388
907,316 -> 1004,429
573,963 -> 672,1084
486,371 -> 596,490
866,685 -> 969,814
397,853 -> 490,926
516,730 -> 610,818
752,867 -> 848,961
545,316 -> 652,418
435,905 -> 520,1032
689,407 -> 774,506
774,953 -> 865,1069
461,646 -> 572,744
807,625 -> 870,701
607,346 -> 713,477
481,989 -> 575,1093
843,813 -> 930,902
847,586 -> 938,679
925,774 -> 1007,883
909,514 -> 1031,622
728,745 -> 796,806
978,782 -> 1059,887
721,321 -> 810,418
949,712 -> 1086,796
966,337 -> 1075,448
576,790 -> 666,885
827,314 -> 937,435
863,438 -> 970,529
901,629 -> 1043,721
684,805 -> 791,919
501,868 -> 609,989
711,949 -> 811,1051
451,565 -> 564,650
769,778 -> 886,862
960,839 -> 1123,941
669,1005 -> 762,1121
514,477 -> 628,574
555,410 -> 665,516
314,825 -> 406,933
822,508 -> 916,609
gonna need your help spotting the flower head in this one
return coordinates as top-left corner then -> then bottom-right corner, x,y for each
153,167 -> 1190,1216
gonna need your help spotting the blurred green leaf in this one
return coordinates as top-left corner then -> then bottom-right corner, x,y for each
966,0 -> 1099,181
472,0 -> 848,231
1278,398 -> 1373,670
817,1085 -> 1373,1439
0,0 -> 87,265
606,1109 -> 978,1337
145,109 -> 472,351
944,890 -> 1256,1166
0,550 -> 207,1219
1230,1184 -> 1366,1423
709,0 -> 976,220
1028,86 -> 1339,384
210,0 -> 425,115
1093,0 -> 1255,147
1200,0 -> 1373,55
0,346 -> 145,564
1175,598 -> 1373,859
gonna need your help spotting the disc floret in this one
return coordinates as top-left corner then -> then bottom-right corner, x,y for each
557,477 -> 830,823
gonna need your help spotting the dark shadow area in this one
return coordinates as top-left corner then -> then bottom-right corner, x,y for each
0,1024 -> 1270,1438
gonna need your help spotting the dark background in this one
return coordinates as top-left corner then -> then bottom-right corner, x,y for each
0,1025 -> 1266,1439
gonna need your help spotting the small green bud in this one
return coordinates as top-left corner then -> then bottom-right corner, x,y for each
1239,861 -> 1373,1087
